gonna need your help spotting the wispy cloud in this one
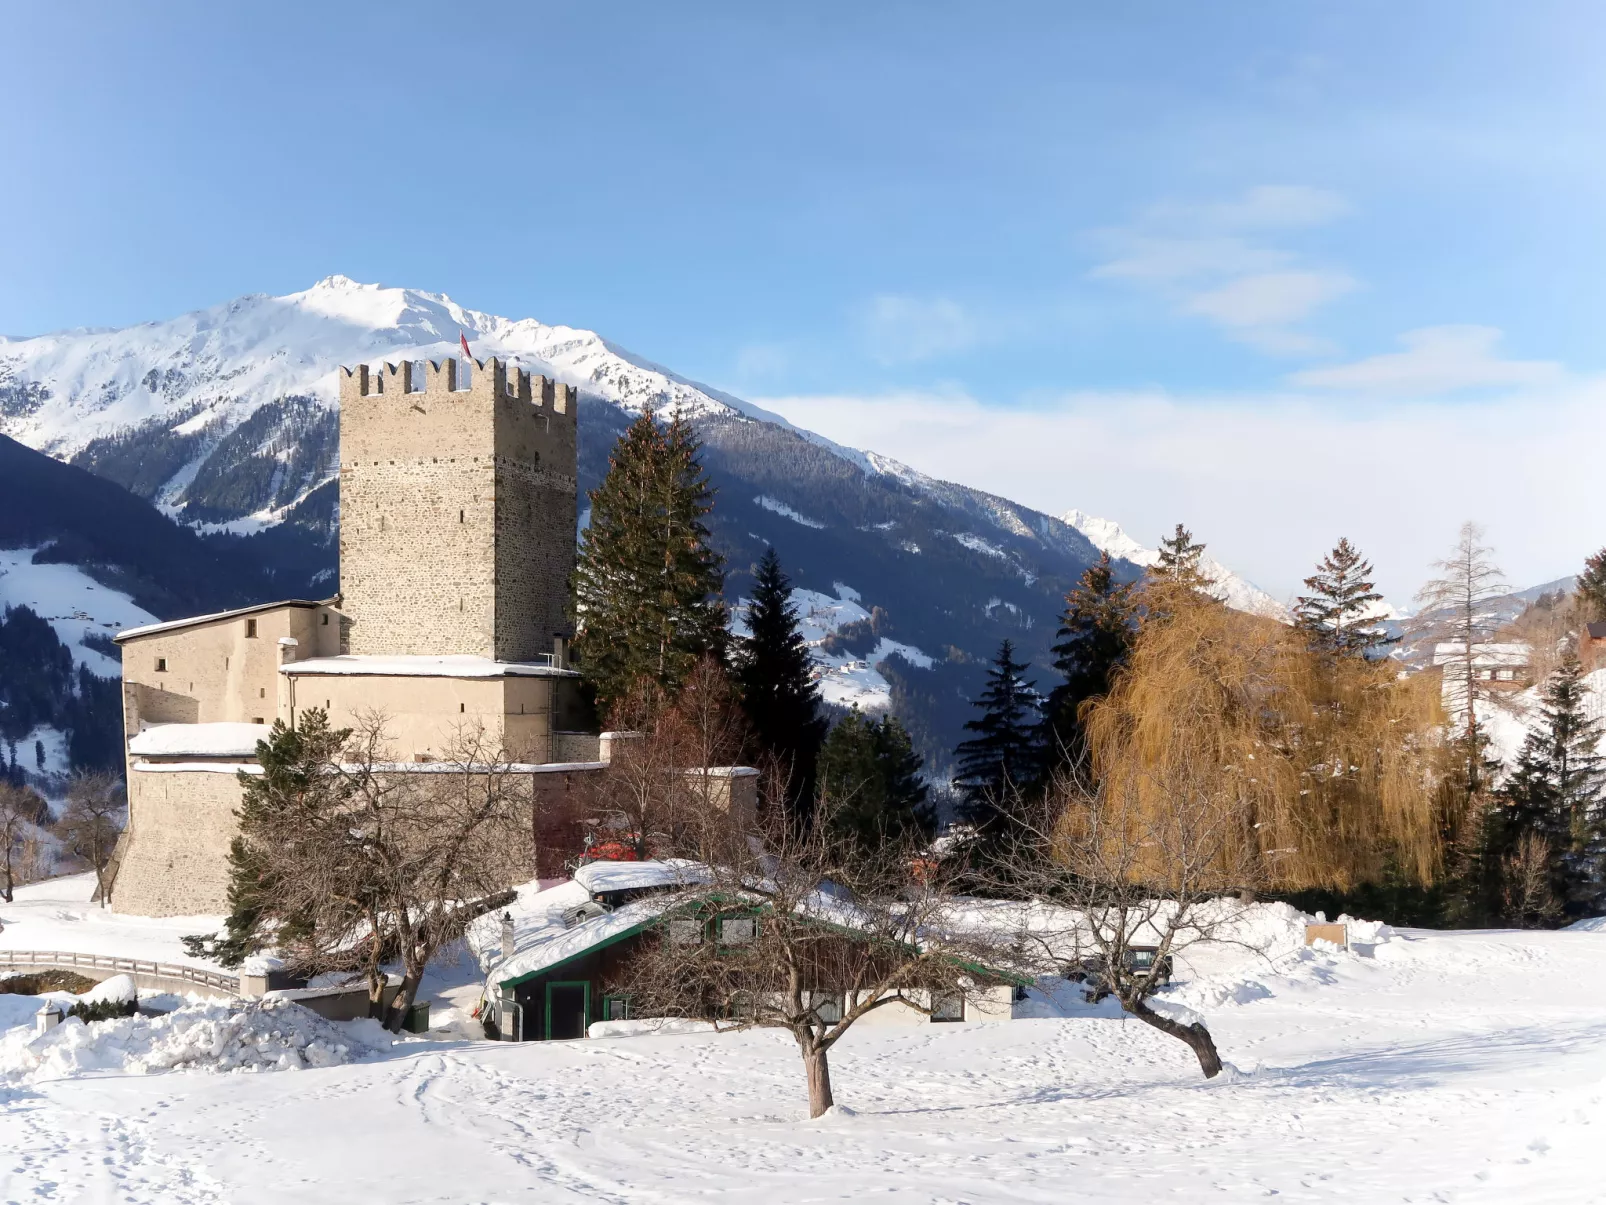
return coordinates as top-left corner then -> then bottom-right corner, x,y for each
754,378 -> 1606,604
859,294 -> 978,364
1287,325 -> 1565,395
1091,186 -> 1354,356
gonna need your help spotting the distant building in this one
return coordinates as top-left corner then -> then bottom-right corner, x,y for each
108,358 -> 753,917
1581,622 -> 1606,674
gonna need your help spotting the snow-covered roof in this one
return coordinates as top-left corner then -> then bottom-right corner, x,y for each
128,722 -> 271,758
487,881 -> 687,987
1431,642 -> 1532,668
117,599 -> 328,642
573,859 -> 712,895
281,654 -> 577,679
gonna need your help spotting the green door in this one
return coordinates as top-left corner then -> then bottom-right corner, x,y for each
545,981 -> 591,1040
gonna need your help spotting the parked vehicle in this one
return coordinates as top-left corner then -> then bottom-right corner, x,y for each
1066,945 -> 1174,1003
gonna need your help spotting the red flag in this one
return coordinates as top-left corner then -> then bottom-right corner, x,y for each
459,331 -> 472,360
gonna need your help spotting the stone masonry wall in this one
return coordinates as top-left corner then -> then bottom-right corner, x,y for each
114,768 -> 248,916
338,358 -> 577,661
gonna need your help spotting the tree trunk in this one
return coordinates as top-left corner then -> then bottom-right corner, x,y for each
804,1046 -> 835,1118
385,969 -> 424,1033
1128,997 -> 1223,1078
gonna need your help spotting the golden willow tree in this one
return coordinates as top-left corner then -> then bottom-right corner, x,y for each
1081,581 -> 1448,893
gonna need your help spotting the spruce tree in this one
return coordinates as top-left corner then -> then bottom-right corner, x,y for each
184,709 -> 353,967
1294,537 -> 1395,657
817,709 -> 932,848
953,640 -> 1039,829
735,548 -> 828,822
571,409 -> 727,718
1497,653 -> 1606,918
1578,547 -> 1606,624
1040,553 -> 1136,782
1150,523 -> 1216,602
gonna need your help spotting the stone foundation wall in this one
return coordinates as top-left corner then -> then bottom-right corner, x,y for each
114,767 -> 249,917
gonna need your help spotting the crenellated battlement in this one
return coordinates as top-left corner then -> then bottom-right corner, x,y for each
338,356 -> 575,417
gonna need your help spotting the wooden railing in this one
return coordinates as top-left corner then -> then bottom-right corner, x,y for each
0,949 -> 238,994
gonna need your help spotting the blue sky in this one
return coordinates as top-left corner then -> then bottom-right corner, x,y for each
4,2 -> 1604,600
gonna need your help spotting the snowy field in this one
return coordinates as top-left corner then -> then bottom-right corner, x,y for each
4,888 -> 1606,1201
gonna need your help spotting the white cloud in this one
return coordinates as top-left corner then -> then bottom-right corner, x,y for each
859,294 -> 977,364
1184,270 -> 1357,354
1287,325 -> 1565,395
1091,186 -> 1354,356
755,380 -> 1606,606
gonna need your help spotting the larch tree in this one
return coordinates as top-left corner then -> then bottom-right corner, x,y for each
816,709 -> 933,849
0,780 -> 45,902
1295,537 -> 1395,657
734,548 -> 828,823
954,640 -> 1040,839
1414,522 -> 1507,801
572,408 -> 727,720
1039,552 -> 1137,784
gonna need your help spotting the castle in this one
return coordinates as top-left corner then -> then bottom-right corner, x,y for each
109,356 -> 750,917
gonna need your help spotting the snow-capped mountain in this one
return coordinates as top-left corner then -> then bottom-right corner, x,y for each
0,277 -> 1137,770
1062,509 -> 1288,620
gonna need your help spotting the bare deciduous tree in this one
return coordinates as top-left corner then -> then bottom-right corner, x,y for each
988,763 -> 1261,1079
611,802 -> 1017,1118
237,711 -> 532,1031
55,771 -> 126,908
1415,521 -> 1509,791
0,780 -> 47,902
579,656 -> 751,860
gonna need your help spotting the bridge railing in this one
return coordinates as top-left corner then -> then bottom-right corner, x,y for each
0,949 -> 238,994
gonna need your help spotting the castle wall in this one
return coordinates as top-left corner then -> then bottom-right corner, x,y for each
120,604 -> 339,732
283,673 -> 563,762
114,767 -> 249,917
112,762 -> 606,917
338,359 -> 577,661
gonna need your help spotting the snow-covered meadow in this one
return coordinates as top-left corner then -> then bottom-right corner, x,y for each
4,873 -> 1605,1201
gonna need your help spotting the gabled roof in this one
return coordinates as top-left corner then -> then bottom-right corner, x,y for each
116,598 -> 332,643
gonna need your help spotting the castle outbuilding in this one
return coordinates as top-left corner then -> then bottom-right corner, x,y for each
109,356 -> 748,917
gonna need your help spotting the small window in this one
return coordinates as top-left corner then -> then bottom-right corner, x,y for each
322,614 -> 329,626
931,993 -> 965,1023
460,702 -> 465,713
154,657 -> 167,673
245,619 -> 258,638
259,688 -> 266,699
251,716 -> 264,725
459,509 -> 465,524
667,918 -> 704,946
810,995 -> 844,1026
718,916 -> 756,945
602,995 -> 631,1022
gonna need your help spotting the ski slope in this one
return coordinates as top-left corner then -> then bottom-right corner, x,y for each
3,885 -> 1604,1201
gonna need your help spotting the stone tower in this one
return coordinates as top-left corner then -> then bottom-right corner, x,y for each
337,357 -> 578,662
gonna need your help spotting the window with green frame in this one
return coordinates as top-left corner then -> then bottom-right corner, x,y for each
602,995 -> 632,1022
716,915 -> 757,945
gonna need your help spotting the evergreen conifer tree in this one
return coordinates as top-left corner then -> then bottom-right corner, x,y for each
1294,538 -> 1395,657
817,709 -> 932,848
184,709 -> 353,967
1577,547 -> 1606,624
953,640 -> 1039,829
1040,553 -> 1136,782
735,548 -> 828,822
1152,523 -> 1210,594
571,410 -> 727,718
1497,652 -> 1606,918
